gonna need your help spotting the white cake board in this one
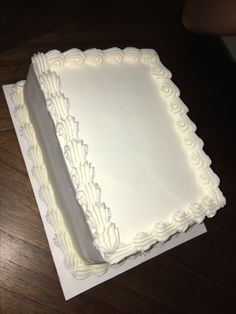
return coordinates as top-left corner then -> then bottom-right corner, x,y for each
3,84 -> 207,300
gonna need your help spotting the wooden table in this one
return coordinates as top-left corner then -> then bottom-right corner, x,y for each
1,5 -> 235,313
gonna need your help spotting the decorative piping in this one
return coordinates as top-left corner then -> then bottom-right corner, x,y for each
11,81 -> 109,279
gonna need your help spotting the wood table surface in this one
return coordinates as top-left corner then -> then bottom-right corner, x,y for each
0,2 -> 235,313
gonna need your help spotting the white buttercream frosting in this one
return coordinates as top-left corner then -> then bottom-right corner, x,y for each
11,47 -> 226,271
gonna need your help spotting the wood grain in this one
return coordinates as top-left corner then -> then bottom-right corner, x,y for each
0,1 -> 235,313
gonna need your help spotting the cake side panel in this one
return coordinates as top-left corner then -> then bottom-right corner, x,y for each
23,65 -> 105,264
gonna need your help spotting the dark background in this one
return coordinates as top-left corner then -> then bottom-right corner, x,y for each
0,1 -> 184,52
0,0 -> 235,313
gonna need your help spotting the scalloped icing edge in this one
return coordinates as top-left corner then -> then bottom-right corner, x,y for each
11,81 -> 110,279
13,47 -> 225,267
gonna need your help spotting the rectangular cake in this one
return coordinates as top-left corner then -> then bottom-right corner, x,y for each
11,47 -> 226,278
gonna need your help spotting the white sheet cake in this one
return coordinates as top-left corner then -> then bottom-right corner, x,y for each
11,47 -> 226,278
